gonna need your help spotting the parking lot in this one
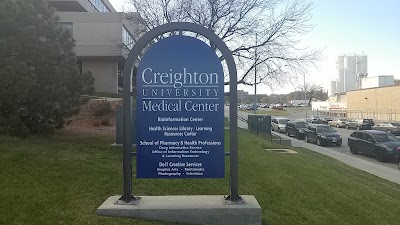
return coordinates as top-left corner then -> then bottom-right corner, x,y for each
225,106 -> 400,185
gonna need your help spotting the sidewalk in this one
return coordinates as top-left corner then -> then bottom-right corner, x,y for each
224,106 -> 400,186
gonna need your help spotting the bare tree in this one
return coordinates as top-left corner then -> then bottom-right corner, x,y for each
126,0 -> 321,88
298,82 -> 327,105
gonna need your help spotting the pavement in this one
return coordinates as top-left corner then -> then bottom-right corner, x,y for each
224,106 -> 400,186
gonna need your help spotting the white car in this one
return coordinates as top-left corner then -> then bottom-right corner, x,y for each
271,117 -> 290,133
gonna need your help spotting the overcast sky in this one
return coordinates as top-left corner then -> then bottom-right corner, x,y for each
109,0 -> 400,95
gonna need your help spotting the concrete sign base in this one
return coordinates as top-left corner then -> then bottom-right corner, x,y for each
97,195 -> 261,225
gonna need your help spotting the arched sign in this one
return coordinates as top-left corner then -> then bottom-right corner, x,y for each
121,22 -> 239,203
136,35 -> 225,178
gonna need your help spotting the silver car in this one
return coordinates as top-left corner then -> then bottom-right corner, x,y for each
271,117 -> 290,133
328,118 -> 349,128
372,122 -> 400,135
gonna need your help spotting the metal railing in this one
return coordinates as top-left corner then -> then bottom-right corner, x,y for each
311,109 -> 400,122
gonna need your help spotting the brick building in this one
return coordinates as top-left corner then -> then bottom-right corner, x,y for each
347,85 -> 400,121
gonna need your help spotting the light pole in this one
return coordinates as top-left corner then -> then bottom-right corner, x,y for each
254,33 -> 258,114
304,73 -> 307,119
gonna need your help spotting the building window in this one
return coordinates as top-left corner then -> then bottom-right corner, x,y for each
88,0 -> 110,12
122,26 -> 135,50
60,22 -> 73,34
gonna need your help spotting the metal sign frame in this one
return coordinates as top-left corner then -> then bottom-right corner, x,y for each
121,22 -> 239,203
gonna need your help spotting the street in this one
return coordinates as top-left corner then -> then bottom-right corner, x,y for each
225,106 -> 400,185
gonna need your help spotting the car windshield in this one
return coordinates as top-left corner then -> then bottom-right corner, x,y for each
295,123 -> 307,128
372,133 -> 399,142
316,126 -> 336,133
390,122 -> 400,127
279,119 -> 290,124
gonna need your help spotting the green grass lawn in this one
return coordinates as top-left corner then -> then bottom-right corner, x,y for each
1,130 -> 400,225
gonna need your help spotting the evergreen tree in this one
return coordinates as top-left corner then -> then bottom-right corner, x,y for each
0,0 -> 94,137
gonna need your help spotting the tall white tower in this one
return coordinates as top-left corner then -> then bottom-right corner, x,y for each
335,54 -> 368,93
356,55 -> 368,89
336,56 -> 345,92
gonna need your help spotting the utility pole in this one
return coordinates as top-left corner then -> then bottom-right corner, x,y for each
254,33 -> 257,114
304,74 -> 307,119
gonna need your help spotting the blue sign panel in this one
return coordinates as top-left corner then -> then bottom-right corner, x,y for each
136,35 -> 224,178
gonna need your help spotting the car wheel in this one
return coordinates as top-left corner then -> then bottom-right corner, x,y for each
346,124 -> 349,129
286,131 -> 290,136
375,150 -> 385,162
316,138 -> 322,146
356,126 -> 360,130
305,135 -> 310,143
387,129 -> 392,134
349,146 -> 358,154
336,124 -> 340,128
296,132 -> 300,139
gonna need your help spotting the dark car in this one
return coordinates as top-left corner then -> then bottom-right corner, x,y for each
285,120 -> 308,139
320,117 -> 333,124
305,124 -> 342,146
347,130 -> 400,162
346,119 -> 374,130
396,149 -> 400,170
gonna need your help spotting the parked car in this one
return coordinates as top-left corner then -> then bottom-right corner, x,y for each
271,117 -> 290,133
396,149 -> 400,170
246,104 -> 258,110
306,116 -> 323,124
285,120 -> 308,139
372,122 -> 400,135
304,124 -> 342,146
348,130 -> 400,162
328,118 -> 349,128
320,117 -> 333,124
272,105 -> 283,110
346,119 -> 374,130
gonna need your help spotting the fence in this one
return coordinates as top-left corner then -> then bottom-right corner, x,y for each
310,109 -> 400,122
236,116 -> 291,147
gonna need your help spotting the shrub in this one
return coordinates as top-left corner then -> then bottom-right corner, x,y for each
90,100 -> 112,117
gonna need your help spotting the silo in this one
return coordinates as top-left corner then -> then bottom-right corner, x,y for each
356,55 -> 368,75
336,56 -> 344,92
344,55 -> 356,91
328,81 -> 337,97
356,55 -> 368,89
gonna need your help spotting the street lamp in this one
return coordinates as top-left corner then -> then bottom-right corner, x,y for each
304,73 -> 307,119
254,33 -> 258,114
